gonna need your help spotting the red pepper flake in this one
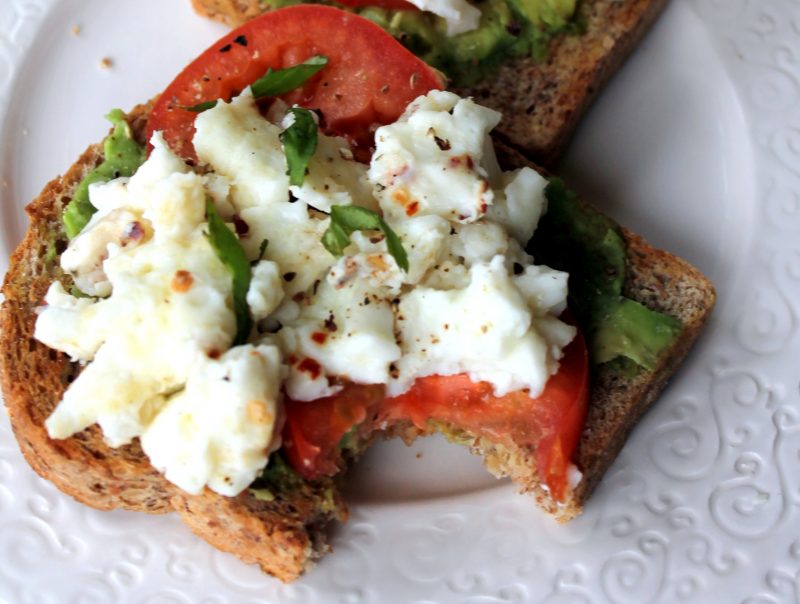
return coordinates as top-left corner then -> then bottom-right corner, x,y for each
324,313 -> 338,332
392,188 -> 410,206
405,201 -> 420,217
311,331 -> 328,345
288,354 -> 298,365
207,348 -> 221,359
449,155 -> 474,170
298,358 -> 322,380
171,270 -> 194,293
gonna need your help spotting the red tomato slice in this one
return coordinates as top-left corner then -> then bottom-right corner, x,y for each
282,328 -> 589,501
146,5 -> 443,162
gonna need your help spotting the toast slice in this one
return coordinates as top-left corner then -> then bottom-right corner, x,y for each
188,0 -> 670,167
0,104 -> 714,580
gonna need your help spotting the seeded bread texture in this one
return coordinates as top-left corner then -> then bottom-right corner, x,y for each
0,103 -> 347,583
0,105 -> 714,580
188,0 -> 670,168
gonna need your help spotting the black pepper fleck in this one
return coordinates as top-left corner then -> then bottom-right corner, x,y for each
234,34 -> 248,47
219,43 -> 232,53
324,313 -> 338,332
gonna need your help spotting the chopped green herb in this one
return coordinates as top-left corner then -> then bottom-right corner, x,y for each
280,107 -> 318,187
205,199 -> 253,345
250,55 -> 328,98
321,205 -> 409,272
63,109 -> 145,239
185,100 -> 219,113
69,285 -> 91,299
185,55 -> 328,112
255,238 -> 269,264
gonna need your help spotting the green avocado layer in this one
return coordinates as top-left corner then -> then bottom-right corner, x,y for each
62,110 -> 145,239
529,179 -> 682,372
262,0 -> 580,86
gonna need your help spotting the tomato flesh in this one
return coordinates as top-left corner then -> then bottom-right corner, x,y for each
146,5 -> 443,162
282,329 -> 589,501
282,383 -> 385,479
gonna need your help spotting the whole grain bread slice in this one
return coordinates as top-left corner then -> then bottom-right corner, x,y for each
0,105 -> 714,579
188,0 -> 669,167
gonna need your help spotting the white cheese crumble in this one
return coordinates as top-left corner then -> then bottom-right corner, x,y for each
36,88 -> 576,498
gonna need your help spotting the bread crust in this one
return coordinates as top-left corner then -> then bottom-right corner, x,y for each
188,0 -> 670,168
0,102 -> 714,578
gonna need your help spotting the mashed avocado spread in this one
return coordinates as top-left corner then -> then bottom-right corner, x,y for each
262,0 -> 580,86
62,110 -> 145,239
529,179 -> 682,372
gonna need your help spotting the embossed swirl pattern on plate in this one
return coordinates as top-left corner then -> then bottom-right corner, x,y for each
1,0 -> 799,602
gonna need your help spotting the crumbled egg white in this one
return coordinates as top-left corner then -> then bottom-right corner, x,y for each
36,88 -> 574,498
369,91 -> 501,224
194,90 -> 288,210
278,278 -> 400,401
390,255 -> 574,397
247,260 -> 284,321
140,344 -> 282,497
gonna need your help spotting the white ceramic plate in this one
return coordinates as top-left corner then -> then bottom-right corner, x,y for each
0,1 -> 797,602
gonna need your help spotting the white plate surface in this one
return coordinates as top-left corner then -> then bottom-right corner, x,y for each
0,1 -> 797,602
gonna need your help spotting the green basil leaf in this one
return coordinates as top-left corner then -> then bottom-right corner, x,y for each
63,109 -> 145,239
280,108 -> 318,187
250,55 -> 328,99
321,205 -> 409,272
185,55 -> 328,113
205,199 -> 253,345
